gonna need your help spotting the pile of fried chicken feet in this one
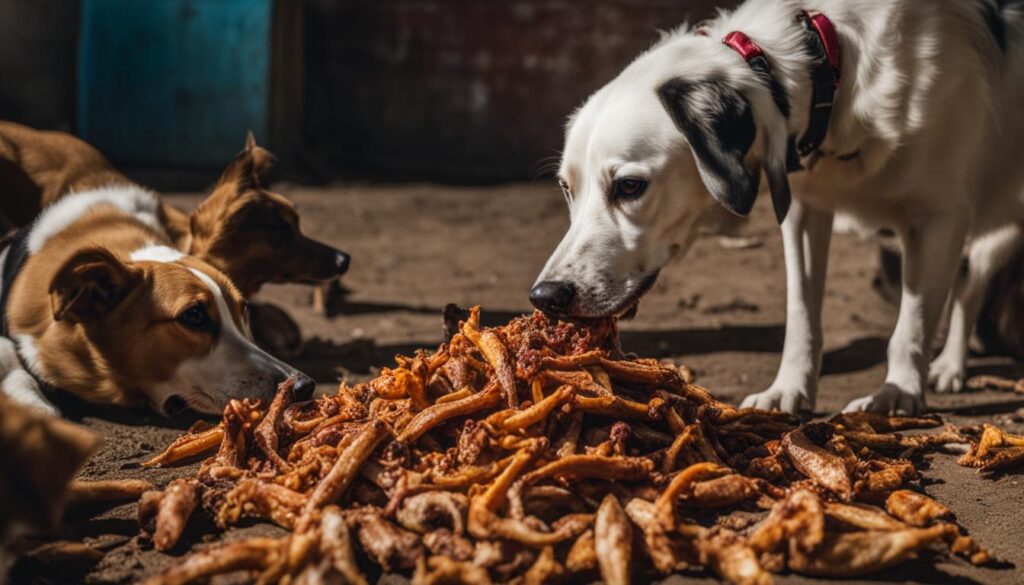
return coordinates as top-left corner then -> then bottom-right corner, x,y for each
138,308 -> 1014,585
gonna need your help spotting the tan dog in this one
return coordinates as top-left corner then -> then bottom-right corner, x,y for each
0,121 -> 350,299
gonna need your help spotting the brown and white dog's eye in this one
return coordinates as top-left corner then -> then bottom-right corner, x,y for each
178,303 -> 212,331
611,178 -> 648,201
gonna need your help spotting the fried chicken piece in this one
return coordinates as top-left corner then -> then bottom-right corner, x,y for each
296,419 -> 389,532
217,477 -> 305,529
747,489 -> 825,558
413,556 -> 494,585
830,412 -> 942,433
958,424 -> 1024,473
595,494 -> 632,585
965,374 -> 1024,394
598,358 -> 679,388
66,478 -> 156,505
539,351 -> 604,370
566,529 -> 597,573
521,546 -> 565,585
498,385 -> 574,431
396,491 -> 468,534
518,454 -> 655,486
423,528 -> 475,561
852,457 -> 918,500
700,529 -> 773,585
142,425 -> 223,468
885,490 -> 953,527
294,506 -> 368,585
352,508 -> 425,572
253,376 -> 299,472
624,498 -> 699,574
138,478 -> 199,551
691,474 -> 764,509
825,502 -> 908,532
542,369 -> 610,396
662,423 -> 722,474
462,307 -> 519,408
201,398 -> 263,478
372,366 -> 430,411
656,462 -> 730,529
397,381 -> 503,442
573,394 -> 663,422
140,537 -> 283,585
787,524 -> 957,577
781,425 -> 852,501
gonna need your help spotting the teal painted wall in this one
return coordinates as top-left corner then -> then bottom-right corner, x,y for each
78,0 -> 271,167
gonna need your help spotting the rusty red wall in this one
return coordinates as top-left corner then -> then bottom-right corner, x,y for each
304,0 -> 734,181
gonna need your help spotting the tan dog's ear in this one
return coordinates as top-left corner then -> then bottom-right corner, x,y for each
50,248 -> 141,323
215,132 -> 276,192
244,130 -> 275,178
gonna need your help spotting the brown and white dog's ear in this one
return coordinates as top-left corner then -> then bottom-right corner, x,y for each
49,248 -> 141,323
657,78 -> 791,223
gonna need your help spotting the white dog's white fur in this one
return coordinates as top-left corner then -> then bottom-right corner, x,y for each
535,0 -> 1024,414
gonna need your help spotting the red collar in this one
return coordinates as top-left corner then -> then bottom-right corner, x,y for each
803,11 -> 841,88
720,11 -> 841,86
717,10 -> 842,163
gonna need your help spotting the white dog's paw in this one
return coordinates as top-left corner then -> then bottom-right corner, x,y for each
740,386 -> 812,414
842,383 -> 924,415
927,355 -> 965,393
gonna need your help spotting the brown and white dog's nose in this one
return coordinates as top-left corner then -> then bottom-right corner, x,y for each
529,280 -> 576,315
291,373 -> 316,401
335,251 -> 351,275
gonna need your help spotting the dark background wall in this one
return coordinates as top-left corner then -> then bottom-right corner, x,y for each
0,0 -> 732,183
0,0 -> 80,132
303,0 -> 726,181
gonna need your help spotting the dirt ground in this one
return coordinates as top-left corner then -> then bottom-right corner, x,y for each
17,182 -> 1024,584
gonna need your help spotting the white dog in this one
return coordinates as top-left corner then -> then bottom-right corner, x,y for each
531,0 -> 1024,414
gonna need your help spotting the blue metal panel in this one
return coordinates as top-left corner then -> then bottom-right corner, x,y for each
78,0 -> 272,167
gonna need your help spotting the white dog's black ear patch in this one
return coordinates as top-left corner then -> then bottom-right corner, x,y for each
658,78 -> 759,217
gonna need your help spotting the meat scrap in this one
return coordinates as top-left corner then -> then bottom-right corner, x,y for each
137,307 -> 1002,584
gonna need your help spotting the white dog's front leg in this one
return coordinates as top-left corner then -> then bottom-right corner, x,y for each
741,201 -> 833,413
846,217 -> 968,414
929,224 -> 1023,392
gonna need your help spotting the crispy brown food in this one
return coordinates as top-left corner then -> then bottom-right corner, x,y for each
138,307 -> 998,584
594,494 -> 632,585
138,478 -> 199,551
958,424 -> 1024,474
66,478 -> 156,505
966,374 -> 1024,394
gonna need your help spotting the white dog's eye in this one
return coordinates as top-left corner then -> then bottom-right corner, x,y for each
611,178 -> 648,201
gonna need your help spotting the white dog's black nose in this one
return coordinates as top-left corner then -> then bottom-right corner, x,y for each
529,281 -> 576,315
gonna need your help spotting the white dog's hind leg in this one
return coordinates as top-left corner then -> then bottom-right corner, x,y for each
929,224 -> 1023,393
845,217 -> 968,414
741,201 -> 833,413
0,336 -> 58,416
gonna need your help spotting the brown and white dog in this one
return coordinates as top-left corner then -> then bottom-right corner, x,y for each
0,121 -> 350,299
0,184 -> 314,416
